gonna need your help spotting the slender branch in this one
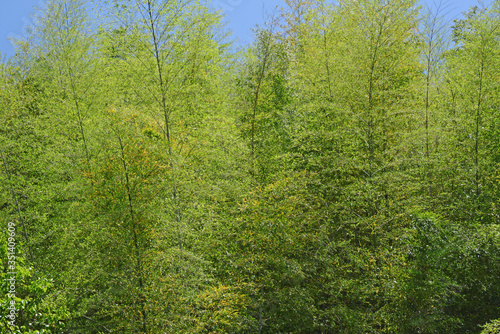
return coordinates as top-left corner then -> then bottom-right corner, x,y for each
117,134 -> 147,334
144,0 -> 183,250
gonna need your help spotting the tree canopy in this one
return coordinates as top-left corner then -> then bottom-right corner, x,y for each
1,0 -> 500,333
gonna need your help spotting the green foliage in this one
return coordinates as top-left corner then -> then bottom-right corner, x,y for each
236,25 -> 293,184
209,171 -> 320,332
481,319 -> 500,334
388,213 -> 462,333
2,0 -> 500,333
440,4 -> 500,223
0,230 -> 69,333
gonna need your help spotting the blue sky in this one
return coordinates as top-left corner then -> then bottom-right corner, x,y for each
0,0 -> 490,59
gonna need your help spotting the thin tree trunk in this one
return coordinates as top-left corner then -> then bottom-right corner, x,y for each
117,135 -> 148,333
145,0 -> 183,249
475,57 -> 484,200
250,31 -> 272,180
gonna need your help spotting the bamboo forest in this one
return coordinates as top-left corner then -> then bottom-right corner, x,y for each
1,0 -> 500,333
